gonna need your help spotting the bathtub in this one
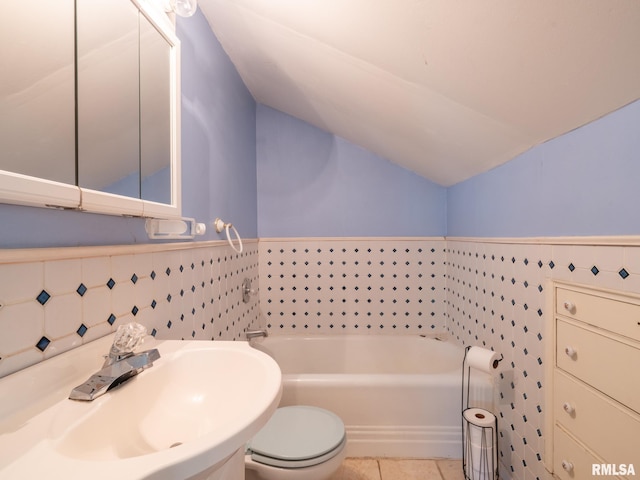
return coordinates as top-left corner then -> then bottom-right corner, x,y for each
250,334 -> 493,458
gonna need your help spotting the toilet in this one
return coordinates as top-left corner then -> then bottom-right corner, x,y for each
245,405 -> 347,480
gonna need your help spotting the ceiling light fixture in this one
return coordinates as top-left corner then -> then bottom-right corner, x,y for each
166,0 -> 197,17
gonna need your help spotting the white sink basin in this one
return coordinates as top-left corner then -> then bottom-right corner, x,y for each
0,335 -> 282,479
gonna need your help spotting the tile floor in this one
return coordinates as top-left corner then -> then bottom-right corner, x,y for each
329,458 -> 465,480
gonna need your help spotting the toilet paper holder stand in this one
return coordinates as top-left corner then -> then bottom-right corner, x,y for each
462,345 -> 500,480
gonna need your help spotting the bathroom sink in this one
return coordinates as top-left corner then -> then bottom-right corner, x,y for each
0,335 -> 282,479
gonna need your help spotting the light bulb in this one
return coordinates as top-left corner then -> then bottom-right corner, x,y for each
170,0 -> 197,17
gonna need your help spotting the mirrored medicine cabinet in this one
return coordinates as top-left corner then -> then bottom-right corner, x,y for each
0,0 -> 181,218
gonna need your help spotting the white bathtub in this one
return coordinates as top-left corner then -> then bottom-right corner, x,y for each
251,334 -> 493,458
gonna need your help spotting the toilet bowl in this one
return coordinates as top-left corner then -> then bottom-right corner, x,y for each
245,405 -> 347,480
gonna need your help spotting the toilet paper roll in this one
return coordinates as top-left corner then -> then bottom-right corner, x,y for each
464,408 -> 496,442
464,408 -> 497,480
465,346 -> 501,374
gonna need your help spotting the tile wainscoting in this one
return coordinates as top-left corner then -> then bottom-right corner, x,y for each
446,237 -> 640,480
260,236 -> 640,480
259,237 -> 447,334
3,235 -> 640,480
0,240 -> 260,378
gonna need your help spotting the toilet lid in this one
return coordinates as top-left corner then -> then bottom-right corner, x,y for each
247,406 -> 346,467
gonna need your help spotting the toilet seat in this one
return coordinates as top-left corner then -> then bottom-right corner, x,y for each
247,406 -> 346,469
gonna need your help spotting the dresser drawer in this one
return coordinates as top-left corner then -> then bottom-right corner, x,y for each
553,426 -> 611,480
556,287 -> 640,343
556,320 -> 640,414
554,369 -> 640,466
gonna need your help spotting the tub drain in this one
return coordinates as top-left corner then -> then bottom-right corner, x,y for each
169,442 -> 183,448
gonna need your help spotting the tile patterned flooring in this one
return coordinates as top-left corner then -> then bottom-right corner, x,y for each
329,458 -> 465,480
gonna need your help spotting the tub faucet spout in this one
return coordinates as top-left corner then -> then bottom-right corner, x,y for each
246,329 -> 268,340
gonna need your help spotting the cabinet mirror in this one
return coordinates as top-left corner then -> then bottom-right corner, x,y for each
0,0 -> 180,217
0,0 -> 76,187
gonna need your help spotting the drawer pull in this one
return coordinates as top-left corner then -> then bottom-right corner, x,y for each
564,346 -> 577,358
562,402 -> 575,414
563,301 -> 576,313
561,460 -> 574,473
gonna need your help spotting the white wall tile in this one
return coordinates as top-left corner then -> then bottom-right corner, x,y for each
260,238 -> 446,335
44,259 -> 82,296
0,262 -> 43,305
1,241 -> 260,376
44,293 -> 82,339
81,256 -> 110,289
111,281 -> 136,317
0,302 -> 44,355
111,254 -> 136,283
82,286 -> 112,327
44,334 -> 82,360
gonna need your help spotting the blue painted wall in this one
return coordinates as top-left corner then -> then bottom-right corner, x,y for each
2,12 -> 638,247
256,105 -> 447,238
0,10 -> 257,248
179,10 -> 257,239
447,100 -> 640,237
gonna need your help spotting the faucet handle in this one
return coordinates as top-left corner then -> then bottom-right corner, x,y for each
112,322 -> 147,350
104,322 -> 148,366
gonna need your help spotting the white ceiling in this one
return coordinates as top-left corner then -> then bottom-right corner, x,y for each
199,0 -> 640,186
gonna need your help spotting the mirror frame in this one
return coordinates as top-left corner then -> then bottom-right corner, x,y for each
0,0 -> 181,218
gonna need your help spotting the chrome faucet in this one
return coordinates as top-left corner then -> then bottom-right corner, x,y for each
69,348 -> 160,401
246,329 -> 268,340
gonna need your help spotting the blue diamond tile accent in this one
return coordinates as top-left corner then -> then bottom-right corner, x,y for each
36,336 -> 50,351
132,306 -> 139,316
151,328 -> 157,337
549,261 -> 555,269
619,268 -> 630,279
167,320 -> 172,329
151,300 -> 157,309
568,263 -> 575,272
167,294 -> 172,302
107,278 -> 115,290
150,270 -> 156,280
591,266 -> 599,276
108,313 -> 116,325
77,324 -> 88,337
131,274 -> 138,284
76,283 -> 87,296
36,290 -> 50,305
166,267 -> 171,276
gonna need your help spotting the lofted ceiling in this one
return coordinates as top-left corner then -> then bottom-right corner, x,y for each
198,0 -> 640,186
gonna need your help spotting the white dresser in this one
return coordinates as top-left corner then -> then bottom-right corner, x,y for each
548,282 -> 640,479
